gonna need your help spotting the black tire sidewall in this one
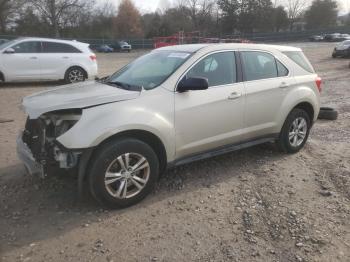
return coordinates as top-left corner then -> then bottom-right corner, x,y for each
318,108 -> 338,120
279,109 -> 311,153
89,138 -> 159,208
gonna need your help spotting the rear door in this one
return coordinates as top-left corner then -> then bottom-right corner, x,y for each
2,41 -> 42,81
41,41 -> 82,80
240,50 -> 295,140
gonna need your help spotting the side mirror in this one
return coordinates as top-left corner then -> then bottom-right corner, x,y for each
4,47 -> 15,54
177,77 -> 209,93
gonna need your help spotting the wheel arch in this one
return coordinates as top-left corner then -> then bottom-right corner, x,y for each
78,129 -> 168,195
292,101 -> 315,124
98,129 -> 168,174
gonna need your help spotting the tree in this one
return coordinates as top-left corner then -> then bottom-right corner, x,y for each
305,0 -> 338,29
217,0 -> 239,34
28,0 -> 89,37
15,6 -> 48,36
286,0 -> 308,30
114,0 -> 142,38
181,0 -> 215,32
272,5 -> 289,32
0,0 -> 22,33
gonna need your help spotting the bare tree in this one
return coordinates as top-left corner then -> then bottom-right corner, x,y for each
0,0 -> 23,33
28,0 -> 90,37
177,0 -> 215,31
286,0 -> 308,30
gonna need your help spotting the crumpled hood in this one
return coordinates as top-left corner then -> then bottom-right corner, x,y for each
22,81 -> 141,118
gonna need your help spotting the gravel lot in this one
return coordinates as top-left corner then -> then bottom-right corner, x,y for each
0,43 -> 349,262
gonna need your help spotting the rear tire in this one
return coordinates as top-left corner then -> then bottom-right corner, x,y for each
89,138 -> 159,209
65,67 -> 86,83
277,108 -> 311,154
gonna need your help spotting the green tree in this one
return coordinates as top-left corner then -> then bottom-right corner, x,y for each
272,6 -> 289,32
217,0 -> 239,34
305,0 -> 338,29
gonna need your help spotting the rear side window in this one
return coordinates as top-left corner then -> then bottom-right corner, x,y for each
42,42 -> 81,53
241,51 -> 278,81
186,52 -> 237,87
283,51 -> 314,73
277,60 -> 289,77
12,41 -> 41,53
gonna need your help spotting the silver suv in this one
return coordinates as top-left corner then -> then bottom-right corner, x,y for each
17,44 -> 321,208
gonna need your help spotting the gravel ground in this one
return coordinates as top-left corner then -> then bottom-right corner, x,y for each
0,43 -> 349,262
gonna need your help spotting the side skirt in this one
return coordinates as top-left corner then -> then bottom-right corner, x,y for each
169,135 -> 279,168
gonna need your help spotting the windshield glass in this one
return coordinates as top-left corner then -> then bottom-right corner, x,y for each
0,39 -> 16,50
108,50 -> 192,90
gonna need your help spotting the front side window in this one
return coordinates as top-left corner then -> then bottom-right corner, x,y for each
42,42 -> 81,53
108,50 -> 192,90
185,52 -> 237,87
241,51 -> 278,81
12,41 -> 41,53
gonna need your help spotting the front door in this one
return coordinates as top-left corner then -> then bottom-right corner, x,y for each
175,51 -> 245,159
2,41 -> 42,81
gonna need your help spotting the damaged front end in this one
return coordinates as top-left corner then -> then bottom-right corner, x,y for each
17,109 -> 83,178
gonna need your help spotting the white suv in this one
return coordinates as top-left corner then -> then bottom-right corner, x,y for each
17,44 -> 321,208
0,37 -> 98,83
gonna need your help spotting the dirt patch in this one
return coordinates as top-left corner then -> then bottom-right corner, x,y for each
0,44 -> 349,262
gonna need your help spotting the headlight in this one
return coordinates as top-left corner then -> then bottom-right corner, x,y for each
40,109 -> 82,138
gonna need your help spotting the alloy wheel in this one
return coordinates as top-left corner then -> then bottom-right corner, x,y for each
104,153 -> 150,199
68,69 -> 84,83
288,117 -> 307,147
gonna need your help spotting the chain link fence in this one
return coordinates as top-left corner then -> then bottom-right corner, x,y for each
1,25 -> 350,47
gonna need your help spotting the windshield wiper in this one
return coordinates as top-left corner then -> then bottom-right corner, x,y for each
105,81 -> 142,92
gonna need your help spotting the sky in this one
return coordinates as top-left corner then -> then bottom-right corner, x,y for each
108,0 -> 349,15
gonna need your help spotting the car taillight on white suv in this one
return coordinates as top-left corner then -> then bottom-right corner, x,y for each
90,54 -> 97,62
315,76 -> 322,93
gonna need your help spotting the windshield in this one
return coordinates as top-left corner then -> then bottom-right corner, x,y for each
108,50 -> 192,90
0,39 -> 16,50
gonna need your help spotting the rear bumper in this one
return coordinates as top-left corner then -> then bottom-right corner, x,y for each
16,132 -> 44,177
87,64 -> 98,80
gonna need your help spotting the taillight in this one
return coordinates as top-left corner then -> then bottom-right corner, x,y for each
90,54 -> 97,61
315,76 -> 322,92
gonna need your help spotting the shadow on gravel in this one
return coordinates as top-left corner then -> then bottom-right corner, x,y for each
0,142 -> 286,252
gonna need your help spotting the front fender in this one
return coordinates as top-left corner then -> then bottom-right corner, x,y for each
57,88 -> 175,161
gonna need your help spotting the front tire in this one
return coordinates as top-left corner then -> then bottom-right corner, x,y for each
89,138 -> 159,208
277,108 -> 311,154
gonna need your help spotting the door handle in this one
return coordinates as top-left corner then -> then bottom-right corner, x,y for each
29,57 -> 38,59
62,56 -> 69,59
279,82 -> 289,88
228,92 -> 242,100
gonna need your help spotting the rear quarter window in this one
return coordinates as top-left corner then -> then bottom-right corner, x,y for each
283,51 -> 314,73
